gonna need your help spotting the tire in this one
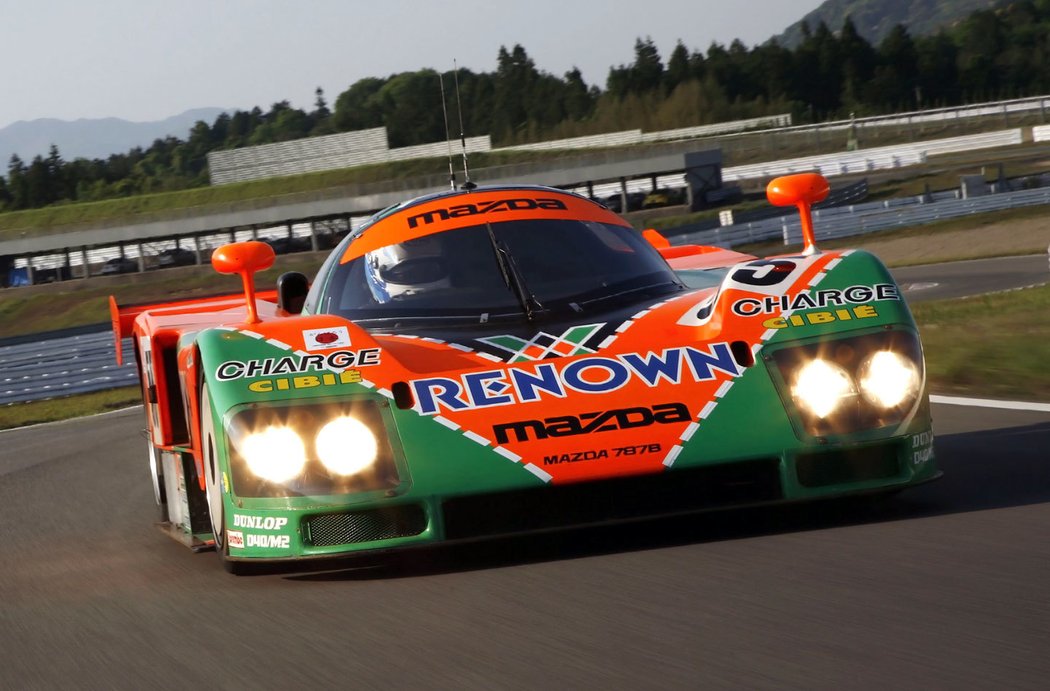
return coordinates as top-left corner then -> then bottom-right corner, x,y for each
201,384 -> 241,573
146,437 -> 169,523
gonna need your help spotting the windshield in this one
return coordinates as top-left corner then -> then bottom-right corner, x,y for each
675,267 -> 731,290
320,218 -> 682,323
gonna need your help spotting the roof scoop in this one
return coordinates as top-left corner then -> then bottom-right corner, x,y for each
766,173 -> 830,256
211,241 -> 276,324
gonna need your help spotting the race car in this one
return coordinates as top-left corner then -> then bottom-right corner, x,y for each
111,172 -> 939,573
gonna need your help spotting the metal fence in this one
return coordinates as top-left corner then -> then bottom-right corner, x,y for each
0,330 -> 136,405
674,183 -> 1050,249
722,129 -> 1023,182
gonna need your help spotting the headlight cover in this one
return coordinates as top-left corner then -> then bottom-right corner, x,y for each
240,426 -> 307,482
857,350 -> 921,409
793,359 -> 856,419
225,399 -> 401,498
770,329 -> 924,438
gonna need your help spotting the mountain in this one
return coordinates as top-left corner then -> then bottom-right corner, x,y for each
0,107 -> 228,164
775,0 -> 1001,47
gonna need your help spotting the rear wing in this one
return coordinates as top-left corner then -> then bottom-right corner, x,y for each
109,291 -> 276,365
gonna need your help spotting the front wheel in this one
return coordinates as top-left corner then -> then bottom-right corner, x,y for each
200,384 -> 242,573
146,437 -> 168,522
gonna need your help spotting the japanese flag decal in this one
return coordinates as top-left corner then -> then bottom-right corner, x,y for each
303,326 -> 351,351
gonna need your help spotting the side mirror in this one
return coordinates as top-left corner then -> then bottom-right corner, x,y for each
276,272 -> 309,315
766,173 -> 830,255
211,241 -> 276,324
642,228 -> 671,248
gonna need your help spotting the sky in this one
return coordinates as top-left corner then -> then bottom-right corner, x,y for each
0,0 -> 822,129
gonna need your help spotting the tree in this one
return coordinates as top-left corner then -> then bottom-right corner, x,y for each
332,77 -> 386,132
750,39 -> 794,103
915,31 -> 959,106
311,87 -> 334,135
630,37 -> 664,93
313,87 -> 330,119
838,17 -> 877,111
492,44 -> 540,139
7,155 -> 28,209
25,155 -> 52,207
665,41 -> 691,92
955,10 -> 1004,99
374,70 -> 446,147
563,67 -> 596,121
0,174 -> 11,210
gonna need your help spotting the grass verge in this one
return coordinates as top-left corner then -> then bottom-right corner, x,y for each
912,284 -> 1050,400
2,285 -> 1046,431
0,386 -> 141,430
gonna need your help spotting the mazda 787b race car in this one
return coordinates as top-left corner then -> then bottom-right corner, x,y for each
111,172 -> 939,573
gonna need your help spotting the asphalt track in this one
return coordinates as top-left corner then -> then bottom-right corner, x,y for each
892,253 -> 1048,302
1,399 -> 1048,689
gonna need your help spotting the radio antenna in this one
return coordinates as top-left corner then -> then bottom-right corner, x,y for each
438,72 -> 456,191
453,60 -> 475,190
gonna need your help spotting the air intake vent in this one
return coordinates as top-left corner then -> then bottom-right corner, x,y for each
443,460 -> 782,540
304,506 -> 426,547
796,444 -> 901,488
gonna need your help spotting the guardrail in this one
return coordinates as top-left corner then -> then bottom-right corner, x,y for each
579,129 -> 1026,203
498,115 -> 796,152
674,184 -> 1050,249
749,95 -> 1050,140
0,329 -> 136,405
639,115 -> 794,143
722,129 -> 1023,182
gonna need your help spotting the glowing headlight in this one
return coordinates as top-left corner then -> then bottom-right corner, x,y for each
316,416 -> 378,475
793,359 -> 855,419
858,350 -> 920,409
241,427 -> 306,482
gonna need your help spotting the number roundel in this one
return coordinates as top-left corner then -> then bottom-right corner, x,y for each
730,259 -> 798,287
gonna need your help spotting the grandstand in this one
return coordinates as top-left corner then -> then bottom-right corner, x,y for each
208,128 -> 492,184
205,114 -> 793,185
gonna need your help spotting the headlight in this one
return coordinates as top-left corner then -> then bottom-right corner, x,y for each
858,351 -> 920,409
316,416 -> 378,475
770,329 -> 924,438
793,359 -> 855,419
224,399 -> 402,498
241,426 -> 307,482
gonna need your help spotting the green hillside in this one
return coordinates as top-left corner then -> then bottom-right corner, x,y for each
777,0 -> 1000,46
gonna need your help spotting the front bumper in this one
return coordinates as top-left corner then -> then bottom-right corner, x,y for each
219,427 -> 938,564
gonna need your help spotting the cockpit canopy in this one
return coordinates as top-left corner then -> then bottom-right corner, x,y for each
315,213 -> 683,324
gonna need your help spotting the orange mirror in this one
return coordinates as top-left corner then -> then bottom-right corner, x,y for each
210,241 -> 276,324
766,173 -> 830,255
766,173 -> 830,207
211,241 -> 275,275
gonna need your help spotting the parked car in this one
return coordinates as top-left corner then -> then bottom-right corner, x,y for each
642,187 -> 687,209
99,257 -> 141,275
263,236 -> 313,255
603,191 -> 646,213
156,247 -> 198,268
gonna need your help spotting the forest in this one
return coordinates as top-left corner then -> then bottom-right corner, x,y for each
2,0 -> 1049,213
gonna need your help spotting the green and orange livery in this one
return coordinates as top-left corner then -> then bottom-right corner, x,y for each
112,173 -> 938,573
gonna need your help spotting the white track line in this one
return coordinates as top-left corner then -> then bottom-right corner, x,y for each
930,395 -> 1050,413
0,404 -> 143,434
